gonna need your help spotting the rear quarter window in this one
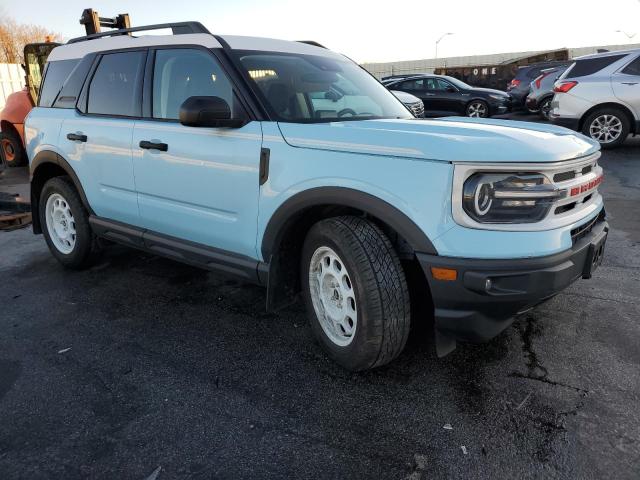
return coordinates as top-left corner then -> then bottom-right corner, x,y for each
568,55 -> 625,78
39,59 -> 79,107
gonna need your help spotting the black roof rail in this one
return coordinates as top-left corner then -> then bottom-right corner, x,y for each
297,40 -> 327,49
68,21 -> 211,44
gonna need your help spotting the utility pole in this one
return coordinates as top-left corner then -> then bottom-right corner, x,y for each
435,33 -> 454,68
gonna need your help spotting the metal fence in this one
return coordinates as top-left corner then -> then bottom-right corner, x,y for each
0,63 -> 25,111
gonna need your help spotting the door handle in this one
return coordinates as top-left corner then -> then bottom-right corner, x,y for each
425,93 -> 436,96
66,133 -> 87,142
139,140 -> 168,152
622,82 -> 639,85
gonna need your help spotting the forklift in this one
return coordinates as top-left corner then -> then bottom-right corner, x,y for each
0,9 -> 130,168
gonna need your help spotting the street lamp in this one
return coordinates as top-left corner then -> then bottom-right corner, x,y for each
615,29 -> 637,40
435,32 -> 454,64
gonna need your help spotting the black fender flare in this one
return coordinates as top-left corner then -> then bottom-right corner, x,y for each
260,186 -> 438,260
30,150 -> 93,233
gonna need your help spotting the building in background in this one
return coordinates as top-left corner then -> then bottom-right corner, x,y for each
363,43 -> 640,90
0,64 -> 25,110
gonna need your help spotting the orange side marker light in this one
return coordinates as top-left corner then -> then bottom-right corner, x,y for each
431,267 -> 457,281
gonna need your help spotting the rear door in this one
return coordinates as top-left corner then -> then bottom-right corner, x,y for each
612,54 -> 640,118
58,50 -> 144,226
131,47 -> 262,258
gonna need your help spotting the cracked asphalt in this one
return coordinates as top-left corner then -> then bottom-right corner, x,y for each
0,122 -> 639,479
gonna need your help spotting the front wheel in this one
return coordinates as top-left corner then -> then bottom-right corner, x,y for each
466,100 -> 489,118
582,108 -> 630,149
301,216 -> 411,371
40,176 -> 97,269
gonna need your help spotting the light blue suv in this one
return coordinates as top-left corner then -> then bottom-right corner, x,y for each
26,22 -> 608,370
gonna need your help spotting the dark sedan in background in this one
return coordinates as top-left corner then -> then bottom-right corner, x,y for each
507,61 -> 569,111
384,74 -> 511,118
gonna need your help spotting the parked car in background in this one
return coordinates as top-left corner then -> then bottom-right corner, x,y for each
391,90 -> 425,117
385,74 -> 511,117
526,65 -> 569,119
381,73 -> 430,86
550,49 -> 640,148
508,61 -> 568,111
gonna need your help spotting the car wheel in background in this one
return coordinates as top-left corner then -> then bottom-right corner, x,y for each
301,216 -> 411,371
40,176 -> 98,269
0,130 -> 27,167
538,98 -> 553,120
466,100 -> 489,118
582,108 -> 630,149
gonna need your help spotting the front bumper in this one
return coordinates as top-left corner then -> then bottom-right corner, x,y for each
417,214 -> 608,351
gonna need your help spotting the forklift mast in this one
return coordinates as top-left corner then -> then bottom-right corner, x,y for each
79,8 -> 131,36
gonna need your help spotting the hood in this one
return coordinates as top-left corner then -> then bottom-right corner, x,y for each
391,90 -> 421,104
277,117 -> 599,163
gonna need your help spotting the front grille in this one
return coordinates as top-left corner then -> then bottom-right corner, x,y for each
570,209 -> 605,244
410,102 -> 425,118
550,155 -> 601,218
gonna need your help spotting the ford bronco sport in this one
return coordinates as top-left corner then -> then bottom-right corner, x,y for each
25,21 -> 608,371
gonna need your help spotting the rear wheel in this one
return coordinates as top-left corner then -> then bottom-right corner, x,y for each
40,176 -> 97,269
301,216 -> 411,371
538,97 -> 553,120
0,130 -> 27,167
582,108 -> 629,149
466,100 -> 489,118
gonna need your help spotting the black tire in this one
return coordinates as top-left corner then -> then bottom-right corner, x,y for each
466,100 -> 489,118
581,107 -> 630,149
301,216 -> 411,371
39,176 -> 97,269
0,130 -> 27,167
538,97 -> 552,120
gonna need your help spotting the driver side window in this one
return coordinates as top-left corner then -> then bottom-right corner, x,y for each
152,49 -> 234,120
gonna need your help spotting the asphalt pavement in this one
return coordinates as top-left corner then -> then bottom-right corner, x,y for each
0,117 -> 639,479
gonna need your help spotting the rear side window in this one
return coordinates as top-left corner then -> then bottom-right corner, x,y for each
39,59 -> 79,107
621,56 -> 640,75
87,51 -> 145,116
569,55 -> 625,78
399,79 -> 425,91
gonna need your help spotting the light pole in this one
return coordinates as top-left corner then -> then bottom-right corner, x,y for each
435,32 -> 454,66
615,29 -> 637,40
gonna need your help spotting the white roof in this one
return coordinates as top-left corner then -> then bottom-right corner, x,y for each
48,32 -> 341,62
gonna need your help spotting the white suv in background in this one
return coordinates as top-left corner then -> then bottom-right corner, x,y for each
550,49 -> 640,148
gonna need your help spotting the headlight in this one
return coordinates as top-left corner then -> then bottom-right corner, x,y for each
462,172 -> 564,223
488,94 -> 507,101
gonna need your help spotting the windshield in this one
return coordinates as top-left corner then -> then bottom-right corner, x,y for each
444,76 -> 473,90
233,50 -> 412,123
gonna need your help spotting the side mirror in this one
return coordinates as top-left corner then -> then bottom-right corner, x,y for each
446,86 -> 456,93
179,96 -> 246,128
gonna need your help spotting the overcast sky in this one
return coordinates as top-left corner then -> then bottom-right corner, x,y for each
4,0 -> 640,63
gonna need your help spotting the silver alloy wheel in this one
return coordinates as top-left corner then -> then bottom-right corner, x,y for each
467,101 -> 488,118
589,114 -> 623,144
308,246 -> 357,347
45,193 -> 76,254
540,99 -> 552,119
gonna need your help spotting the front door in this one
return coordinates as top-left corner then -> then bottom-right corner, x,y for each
424,78 -> 461,116
132,48 -> 263,259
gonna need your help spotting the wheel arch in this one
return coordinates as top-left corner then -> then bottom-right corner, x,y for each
261,187 -> 437,310
262,187 -> 437,260
579,102 -> 636,134
30,150 -> 93,234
